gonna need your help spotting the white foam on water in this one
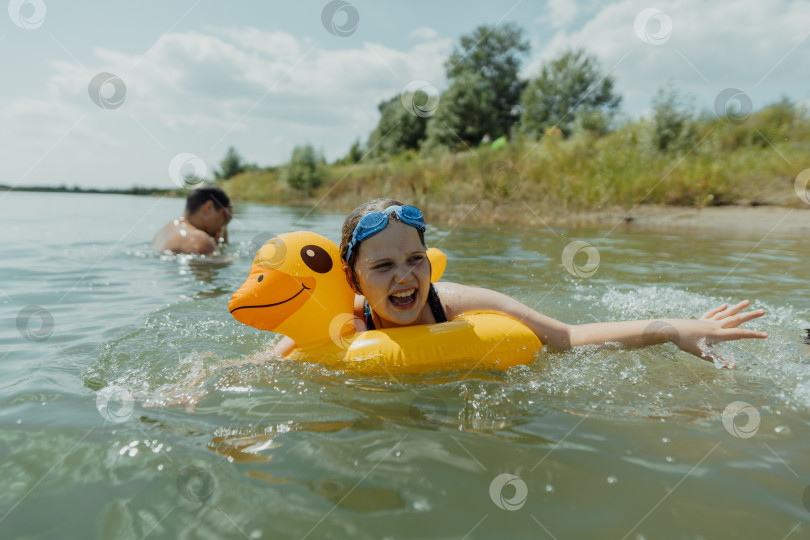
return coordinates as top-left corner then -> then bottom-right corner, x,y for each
598,285 -> 810,412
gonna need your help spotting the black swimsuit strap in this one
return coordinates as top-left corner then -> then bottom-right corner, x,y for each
427,283 -> 448,323
363,284 -> 446,331
363,298 -> 376,330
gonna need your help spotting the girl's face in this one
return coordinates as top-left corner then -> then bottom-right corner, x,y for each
351,219 -> 431,327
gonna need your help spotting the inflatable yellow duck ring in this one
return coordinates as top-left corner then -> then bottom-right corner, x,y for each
229,231 -> 542,375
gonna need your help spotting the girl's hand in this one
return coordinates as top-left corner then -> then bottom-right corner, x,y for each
673,300 -> 768,367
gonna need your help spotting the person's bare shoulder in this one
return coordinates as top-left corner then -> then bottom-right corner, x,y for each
152,221 -> 216,255
182,229 -> 218,255
151,221 -> 175,251
434,281 -> 519,320
432,281 -> 468,319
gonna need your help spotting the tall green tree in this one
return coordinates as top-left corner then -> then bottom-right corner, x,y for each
445,22 -> 529,137
423,72 -> 498,151
367,95 -> 428,159
520,49 -> 622,138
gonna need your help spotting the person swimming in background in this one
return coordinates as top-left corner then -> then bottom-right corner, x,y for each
152,184 -> 232,255
272,198 -> 768,364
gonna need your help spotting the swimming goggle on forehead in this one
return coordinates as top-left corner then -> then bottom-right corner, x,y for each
345,205 -> 425,263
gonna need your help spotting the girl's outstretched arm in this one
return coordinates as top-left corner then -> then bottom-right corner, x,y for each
568,300 -> 767,366
438,284 -> 768,366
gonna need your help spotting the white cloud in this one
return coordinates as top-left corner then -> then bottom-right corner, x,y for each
5,0 -> 805,189
409,26 -> 440,41
524,0 -> 810,117
0,26 -> 452,188
547,0 -> 577,28
206,26 -> 307,60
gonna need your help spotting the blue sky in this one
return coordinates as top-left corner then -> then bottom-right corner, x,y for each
2,0 -> 809,189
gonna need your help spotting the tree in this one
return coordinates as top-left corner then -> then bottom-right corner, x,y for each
367,96 -> 428,159
423,72 -> 498,151
215,146 -> 248,180
445,22 -> 529,137
650,83 -> 695,151
573,108 -> 612,137
284,145 -> 327,194
520,49 -> 622,138
345,138 -> 364,164
333,139 -> 365,166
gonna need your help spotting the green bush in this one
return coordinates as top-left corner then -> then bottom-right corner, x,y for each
520,49 -> 621,139
284,145 -> 328,194
650,84 -> 696,152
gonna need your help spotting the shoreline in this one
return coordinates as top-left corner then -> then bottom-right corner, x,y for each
557,204 -> 810,237
420,200 -> 810,237
7,186 -> 808,236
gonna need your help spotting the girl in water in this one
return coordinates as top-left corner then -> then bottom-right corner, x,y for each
274,198 -> 768,364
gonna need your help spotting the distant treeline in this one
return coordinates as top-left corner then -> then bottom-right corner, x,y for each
0,184 -> 177,196
214,21 -> 807,211
222,93 -> 808,220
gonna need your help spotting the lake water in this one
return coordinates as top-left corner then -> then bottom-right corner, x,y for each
1,191 -> 808,539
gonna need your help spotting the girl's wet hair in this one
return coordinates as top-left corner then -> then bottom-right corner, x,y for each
340,198 -> 426,271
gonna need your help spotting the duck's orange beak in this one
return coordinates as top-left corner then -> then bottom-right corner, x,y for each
229,268 -> 316,332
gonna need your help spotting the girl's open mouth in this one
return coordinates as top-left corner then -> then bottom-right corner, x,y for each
389,287 -> 417,309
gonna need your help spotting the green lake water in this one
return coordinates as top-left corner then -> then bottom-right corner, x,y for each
1,191 -> 808,539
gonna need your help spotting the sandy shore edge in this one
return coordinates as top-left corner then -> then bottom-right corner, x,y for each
510,205 -> 810,237
590,205 -> 808,236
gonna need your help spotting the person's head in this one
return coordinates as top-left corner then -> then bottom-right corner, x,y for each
184,184 -> 232,235
340,199 -> 431,327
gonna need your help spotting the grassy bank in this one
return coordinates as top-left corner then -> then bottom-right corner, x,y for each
223,105 -> 809,226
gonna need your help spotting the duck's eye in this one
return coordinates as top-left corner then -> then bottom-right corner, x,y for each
257,275 -> 264,282
301,245 -> 333,273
